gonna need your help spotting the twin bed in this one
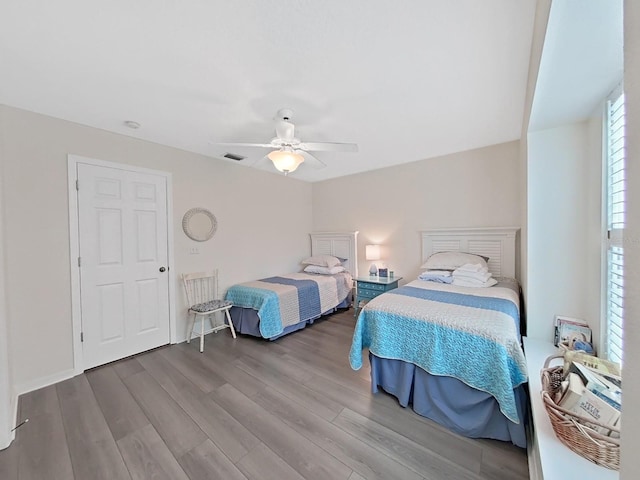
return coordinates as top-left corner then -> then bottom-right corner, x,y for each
350,228 -> 527,447
223,228 -> 527,448
225,232 -> 358,340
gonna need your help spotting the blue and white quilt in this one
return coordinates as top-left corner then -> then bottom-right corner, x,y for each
349,278 -> 527,423
225,272 -> 352,339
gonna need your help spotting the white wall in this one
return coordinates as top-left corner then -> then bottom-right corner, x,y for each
526,121 -> 602,343
585,113 -> 605,350
312,141 -> 521,285
518,0 -> 552,309
0,104 -> 313,394
621,1 -> 640,476
0,109 -> 14,449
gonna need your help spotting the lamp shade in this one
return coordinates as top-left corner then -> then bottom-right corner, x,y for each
365,244 -> 381,261
267,149 -> 304,174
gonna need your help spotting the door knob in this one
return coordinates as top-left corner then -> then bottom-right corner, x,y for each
159,266 -> 166,272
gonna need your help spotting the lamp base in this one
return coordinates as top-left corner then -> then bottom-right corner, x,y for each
369,263 -> 378,276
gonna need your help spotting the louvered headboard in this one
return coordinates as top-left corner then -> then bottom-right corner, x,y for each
310,231 -> 359,278
420,228 -> 519,278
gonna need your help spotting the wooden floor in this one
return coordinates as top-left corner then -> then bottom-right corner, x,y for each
0,310 -> 529,480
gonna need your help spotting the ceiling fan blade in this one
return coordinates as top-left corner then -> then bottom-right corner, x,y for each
275,120 -> 295,141
298,142 -> 358,153
209,142 -> 274,148
297,150 -> 327,169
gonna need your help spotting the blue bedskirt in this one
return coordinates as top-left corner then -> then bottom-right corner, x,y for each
229,295 -> 351,340
370,353 -> 528,448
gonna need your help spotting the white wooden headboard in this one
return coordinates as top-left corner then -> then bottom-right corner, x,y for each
420,227 -> 519,278
310,231 -> 359,278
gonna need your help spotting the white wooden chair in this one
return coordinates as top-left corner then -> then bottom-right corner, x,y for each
181,270 -> 236,352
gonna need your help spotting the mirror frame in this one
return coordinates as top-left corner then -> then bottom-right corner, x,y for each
182,207 -> 217,242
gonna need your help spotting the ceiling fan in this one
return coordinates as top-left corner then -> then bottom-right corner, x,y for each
211,109 -> 358,175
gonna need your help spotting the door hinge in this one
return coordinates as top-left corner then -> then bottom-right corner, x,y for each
80,332 -> 84,342
608,230 -> 611,240
78,257 -> 81,267
76,179 -> 79,191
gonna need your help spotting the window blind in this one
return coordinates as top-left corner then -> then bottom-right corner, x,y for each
607,247 -> 624,364
606,91 -> 625,365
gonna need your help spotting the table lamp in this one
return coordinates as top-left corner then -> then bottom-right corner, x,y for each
366,244 -> 381,276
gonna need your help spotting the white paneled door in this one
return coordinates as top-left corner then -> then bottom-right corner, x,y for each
77,163 -> 170,369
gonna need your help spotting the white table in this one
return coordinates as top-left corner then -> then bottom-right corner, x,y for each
523,337 -> 619,480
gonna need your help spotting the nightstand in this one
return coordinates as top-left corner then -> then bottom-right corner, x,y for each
354,276 -> 402,316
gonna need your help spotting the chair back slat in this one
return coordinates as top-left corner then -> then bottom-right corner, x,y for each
182,270 -> 220,306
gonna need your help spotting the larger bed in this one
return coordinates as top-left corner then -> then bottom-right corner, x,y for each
349,228 -> 529,447
225,232 -> 358,340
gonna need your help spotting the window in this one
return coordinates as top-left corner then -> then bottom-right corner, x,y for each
605,90 -> 625,365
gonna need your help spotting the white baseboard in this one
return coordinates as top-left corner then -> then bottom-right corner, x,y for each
5,368 -> 77,448
0,428 -> 14,450
15,368 -> 76,398
0,391 -> 18,450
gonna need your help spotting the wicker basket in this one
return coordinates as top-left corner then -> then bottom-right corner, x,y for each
541,355 -> 620,470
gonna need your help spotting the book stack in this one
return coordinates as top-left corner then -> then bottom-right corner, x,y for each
563,351 -> 622,384
557,357 -> 622,437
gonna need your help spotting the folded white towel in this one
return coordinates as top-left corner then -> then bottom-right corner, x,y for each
453,277 -> 498,288
455,263 -> 487,273
453,270 -> 492,282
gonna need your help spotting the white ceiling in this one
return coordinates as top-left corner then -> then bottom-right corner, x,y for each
530,0 -> 623,131
0,0 -> 537,182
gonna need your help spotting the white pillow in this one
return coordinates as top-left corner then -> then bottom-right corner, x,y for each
303,264 -> 346,275
421,251 -> 489,271
452,277 -> 498,288
301,255 -> 342,268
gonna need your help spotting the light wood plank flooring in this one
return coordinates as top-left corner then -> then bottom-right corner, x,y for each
0,310 -> 529,480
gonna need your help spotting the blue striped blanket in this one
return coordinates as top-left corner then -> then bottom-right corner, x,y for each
349,279 -> 527,423
225,272 -> 352,338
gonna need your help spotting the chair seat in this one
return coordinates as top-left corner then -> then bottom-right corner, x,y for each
190,299 -> 233,313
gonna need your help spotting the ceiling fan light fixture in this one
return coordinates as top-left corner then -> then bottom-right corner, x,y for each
267,149 -> 304,175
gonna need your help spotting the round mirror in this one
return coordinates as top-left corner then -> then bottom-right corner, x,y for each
182,208 -> 217,242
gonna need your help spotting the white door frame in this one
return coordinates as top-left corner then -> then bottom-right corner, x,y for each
68,155 -> 177,375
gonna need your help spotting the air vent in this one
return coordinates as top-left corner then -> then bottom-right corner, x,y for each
223,152 -> 246,161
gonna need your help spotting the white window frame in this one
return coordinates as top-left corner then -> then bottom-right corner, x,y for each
603,86 -> 625,365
